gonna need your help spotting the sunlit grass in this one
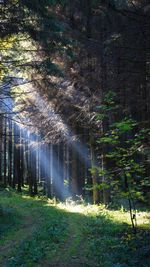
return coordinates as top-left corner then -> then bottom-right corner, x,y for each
56,201 -> 150,228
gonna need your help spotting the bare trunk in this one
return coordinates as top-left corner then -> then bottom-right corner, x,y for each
90,135 -> 99,204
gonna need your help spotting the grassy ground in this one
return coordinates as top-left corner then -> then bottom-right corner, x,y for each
0,189 -> 150,267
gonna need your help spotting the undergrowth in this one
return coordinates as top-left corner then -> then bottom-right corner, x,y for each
0,188 -> 150,267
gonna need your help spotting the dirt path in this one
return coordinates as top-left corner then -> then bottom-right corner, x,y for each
40,213 -> 88,267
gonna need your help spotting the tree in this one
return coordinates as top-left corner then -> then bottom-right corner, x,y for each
93,91 -> 150,230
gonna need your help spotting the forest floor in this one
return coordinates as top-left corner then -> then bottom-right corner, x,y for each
0,189 -> 150,267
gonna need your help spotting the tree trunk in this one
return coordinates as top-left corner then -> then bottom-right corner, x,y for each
71,139 -> 79,198
90,135 -> 99,204
0,115 -> 3,183
3,117 -> 7,187
8,120 -> 12,186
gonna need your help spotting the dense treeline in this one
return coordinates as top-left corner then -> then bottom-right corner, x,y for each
0,115 -> 92,200
0,0 -> 150,208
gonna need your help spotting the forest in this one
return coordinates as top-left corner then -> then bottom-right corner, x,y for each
0,1 -> 150,266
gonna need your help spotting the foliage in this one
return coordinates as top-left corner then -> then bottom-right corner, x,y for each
95,92 -> 149,198
0,35 -> 16,80
99,118 -> 149,202
91,91 -> 150,229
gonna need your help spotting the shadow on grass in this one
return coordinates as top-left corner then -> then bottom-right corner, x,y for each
0,189 -> 150,267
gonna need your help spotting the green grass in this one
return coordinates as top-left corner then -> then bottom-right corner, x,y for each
0,189 -> 150,267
